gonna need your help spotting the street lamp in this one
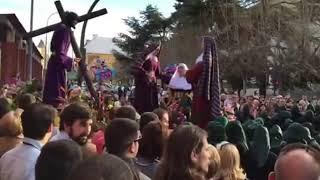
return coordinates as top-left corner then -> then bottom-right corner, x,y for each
28,0 -> 34,81
44,12 -> 58,70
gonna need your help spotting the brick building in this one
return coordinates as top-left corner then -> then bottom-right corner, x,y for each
0,14 -> 43,85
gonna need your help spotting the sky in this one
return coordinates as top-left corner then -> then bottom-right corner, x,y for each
0,0 -> 176,45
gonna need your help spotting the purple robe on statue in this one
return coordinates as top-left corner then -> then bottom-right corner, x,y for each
43,25 -> 73,107
134,57 -> 161,114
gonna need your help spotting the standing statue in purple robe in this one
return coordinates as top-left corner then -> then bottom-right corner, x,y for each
132,42 -> 166,114
43,12 -> 79,108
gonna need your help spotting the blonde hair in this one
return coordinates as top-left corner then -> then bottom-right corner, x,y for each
217,143 -> 246,180
207,144 -> 221,179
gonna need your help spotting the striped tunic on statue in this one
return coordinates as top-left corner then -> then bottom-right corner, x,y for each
197,37 -> 221,120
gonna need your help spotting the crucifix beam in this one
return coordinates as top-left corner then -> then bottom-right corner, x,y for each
23,8 -> 107,39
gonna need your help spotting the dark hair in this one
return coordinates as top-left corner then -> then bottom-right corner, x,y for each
139,112 -> 159,131
68,154 -> 134,180
154,125 -> 207,180
105,118 -> 139,157
138,121 -> 164,160
35,140 -> 82,180
21,103 -> 55,140
60,103 -> 91,130
17,93 -> 36,110
0,98 -> 11,119
153,108 -> 168,120
65,11 -> 79,28
114,106 -> 137,121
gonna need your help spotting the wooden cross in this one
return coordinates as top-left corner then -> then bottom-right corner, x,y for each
24,0 -> 107,105
24,1 -> 107,39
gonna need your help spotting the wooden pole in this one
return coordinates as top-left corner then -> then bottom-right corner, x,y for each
24,9 -> 107,39
28,0 -> 34,80
79,0 -> 102,120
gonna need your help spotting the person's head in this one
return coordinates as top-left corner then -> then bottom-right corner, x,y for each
225,121 -> 249,155
105,118 -> 140,158
269,143 -> 320,180
17,93 -> 36,110
247,96 -> 254,105
138,121 -> 164,160
68,154 -> 134,180
114,106 -> 138,121
259,104 -> 267,113
217,143 -> 246,180
241,104 -> 250,117
139,112 -> 159,131
298,100 -> 307,112
153,108 -> 169,130
207,144 -> 221,179
177,63 -> 188,77
0,98 -> 12,119
286,98 -> 294,109
0,111 -> 22,137
35,140 -> 82,180
65,11 -> 79,28
253,99 -> 260,109
21,103 -> 55,141
279,98 -> 286,107
221,94 -> 227,102
239,97 -> 246,104
302,95 -> 308,101
60,103 -> 92,145
283,123 -> 313,145
155,125 -> 209,180
207,121 -> 226,146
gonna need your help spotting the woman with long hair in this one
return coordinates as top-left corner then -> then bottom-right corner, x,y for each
154,125 -> 210,180
216,143 -> 246,180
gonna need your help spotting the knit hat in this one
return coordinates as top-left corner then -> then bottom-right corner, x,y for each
226,121 -> 249,154
269,125 -> 284,149
208,121 -> 227,146
214,116 -> 228,127
284,123 -> 313,145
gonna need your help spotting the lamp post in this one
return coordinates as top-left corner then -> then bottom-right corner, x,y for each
44,12 -> 58,70
28,0 -> 34,81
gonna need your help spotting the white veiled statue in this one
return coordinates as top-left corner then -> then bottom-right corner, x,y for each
168,63 -> 192,91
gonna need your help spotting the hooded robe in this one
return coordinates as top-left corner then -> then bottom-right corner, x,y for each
43,25 -> 73,107
246,125 -> 277,180
225,121 -> 249,169
186,37 -> 221,128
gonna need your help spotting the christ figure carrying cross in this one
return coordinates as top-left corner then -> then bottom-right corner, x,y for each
43,12 -> 79,108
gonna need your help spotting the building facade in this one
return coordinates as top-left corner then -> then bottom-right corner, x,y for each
0,14 -> 43,85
